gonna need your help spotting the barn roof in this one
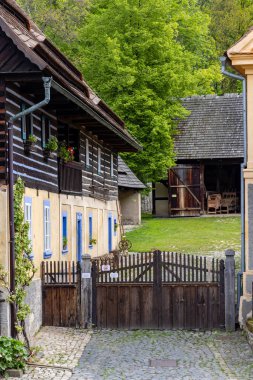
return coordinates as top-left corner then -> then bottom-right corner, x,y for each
118,157 -> 146,190
175,94 -> 243,160
0,0 -> 141,152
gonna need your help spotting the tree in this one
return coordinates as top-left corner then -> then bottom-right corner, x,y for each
200,0 -> 253,93
77,0 -> 221,182
16,0 -> 90,61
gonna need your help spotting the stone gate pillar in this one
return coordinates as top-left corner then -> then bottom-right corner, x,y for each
227,34 -> 253,324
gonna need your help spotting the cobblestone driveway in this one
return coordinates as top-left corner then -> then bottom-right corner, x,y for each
71,329 -> 253,380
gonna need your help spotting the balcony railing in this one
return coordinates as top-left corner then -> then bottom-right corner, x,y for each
59,161 -> 82,194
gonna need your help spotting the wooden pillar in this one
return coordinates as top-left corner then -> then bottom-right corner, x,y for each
152,182 -> 156,215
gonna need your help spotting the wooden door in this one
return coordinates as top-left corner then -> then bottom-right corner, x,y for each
169,165 -> 202,216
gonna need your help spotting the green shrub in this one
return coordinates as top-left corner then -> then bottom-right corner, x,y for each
0,336 -> 28,374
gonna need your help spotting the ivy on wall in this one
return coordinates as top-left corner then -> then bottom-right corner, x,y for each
0,177 -> 36,351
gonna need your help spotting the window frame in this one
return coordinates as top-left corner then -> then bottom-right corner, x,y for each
97,147 -> 101,174
43,200 -> 52,259
62,211 -> 68,254
110,153 -> 114,177
88,213 -> 93,249
41,115 -> 51,149
86,138 -> 90,168
21,103 -> 33,141
24,196 -> 33,259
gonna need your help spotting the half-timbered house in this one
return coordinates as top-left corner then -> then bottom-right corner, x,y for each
0,0 -> 141,336
153,94 -> 243,217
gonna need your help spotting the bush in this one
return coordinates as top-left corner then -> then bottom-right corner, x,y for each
0,336 -> 28,374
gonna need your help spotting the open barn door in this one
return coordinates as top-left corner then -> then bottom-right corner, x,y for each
169,165 -> 202,217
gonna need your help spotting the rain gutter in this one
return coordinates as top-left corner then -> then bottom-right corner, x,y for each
8,77 -> 52,337
220,56 -> 246,312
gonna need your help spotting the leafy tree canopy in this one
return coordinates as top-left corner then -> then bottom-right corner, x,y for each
17,0 -> 221,183
200,0 -> 253,93
77,0 -> 220,182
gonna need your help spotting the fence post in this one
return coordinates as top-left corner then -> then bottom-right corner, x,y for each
81,254 -> 92,329
225,249 -> 235,332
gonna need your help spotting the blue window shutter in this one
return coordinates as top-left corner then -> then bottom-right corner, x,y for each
89,214 -> 93,248
62,211 -> 68,254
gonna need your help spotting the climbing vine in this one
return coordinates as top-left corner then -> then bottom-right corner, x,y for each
0,177 -> 36,351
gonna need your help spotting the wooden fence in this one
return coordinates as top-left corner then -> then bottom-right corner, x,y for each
41,261 -> 81,327
92,251 -> 225,330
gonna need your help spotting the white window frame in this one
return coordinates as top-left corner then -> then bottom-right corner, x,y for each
43,200 -> 51,257
110,153 -> 114,177
86,138 -> 90,167
98,147 -> 101,174
24,197 -> 32,255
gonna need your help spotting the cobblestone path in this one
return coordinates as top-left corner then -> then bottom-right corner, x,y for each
70,329 -> 253,380
11,327 -> 92,380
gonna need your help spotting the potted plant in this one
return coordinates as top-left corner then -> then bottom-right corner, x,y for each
24,134 -> 37,154
114,222 -> 119,233
0,336 -> 28,377
63,237 -> 68,251
58,143 -> 75,163
43,136 -> 58,159
89,238 -> 97,246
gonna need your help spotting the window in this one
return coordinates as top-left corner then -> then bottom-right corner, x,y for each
89,214 -> 93,248
62,211 -> 68,254
86,138 -> 90,167
21,103 -> 33,141
24,197 -> 33,258
41,115 -> 51,148
110,154 -> 114,177
43,200 -> 52,259
98,147 -> 101,174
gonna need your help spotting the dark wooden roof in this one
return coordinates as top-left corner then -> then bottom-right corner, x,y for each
0,0 -> 141,152
175,94 -> 243,160
118,157 -> 145,190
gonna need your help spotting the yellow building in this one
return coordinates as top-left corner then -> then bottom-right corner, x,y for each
0,1 -> 141,336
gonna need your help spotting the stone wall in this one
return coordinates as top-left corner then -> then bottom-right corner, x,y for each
0,287 -> 10,336
25,278 -> 42,339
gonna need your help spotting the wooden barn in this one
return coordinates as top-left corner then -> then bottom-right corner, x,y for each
153,94 -> 243,217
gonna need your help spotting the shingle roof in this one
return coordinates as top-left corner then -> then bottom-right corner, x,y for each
175,94 -> 243,160
0,0 -> 141,151
118,157 -> 146,189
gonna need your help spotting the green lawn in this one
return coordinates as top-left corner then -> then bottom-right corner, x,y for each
125,215 -> 241,255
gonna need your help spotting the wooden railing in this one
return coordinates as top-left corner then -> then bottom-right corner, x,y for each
59,161 -> 82,194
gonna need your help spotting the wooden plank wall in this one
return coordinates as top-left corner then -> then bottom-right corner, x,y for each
42,285 -> 80,327
6,82 -> 59,193
95,283 -> 223,330
5,83 -> 118,200
0,80 -> 6,182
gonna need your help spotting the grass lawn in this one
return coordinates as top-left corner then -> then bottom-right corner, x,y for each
125,215 -> 241,256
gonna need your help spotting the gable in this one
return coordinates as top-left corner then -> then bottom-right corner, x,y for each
0,27 -> 38,73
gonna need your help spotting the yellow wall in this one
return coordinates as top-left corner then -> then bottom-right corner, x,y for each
22,188 -> 121,276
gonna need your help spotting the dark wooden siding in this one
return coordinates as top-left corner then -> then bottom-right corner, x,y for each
5,83 -> 118,199
6,83 -> 59,193
0,80 -> 6,182
80,131 -> 118,201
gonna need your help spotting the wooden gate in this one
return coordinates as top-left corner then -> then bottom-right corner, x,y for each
41,261 -> 81,327
169,165 -> 203,216
92,251 -> 225,330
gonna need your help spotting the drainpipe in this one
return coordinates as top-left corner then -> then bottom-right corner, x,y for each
220,56 -> 247,313
8,77 -> 52,337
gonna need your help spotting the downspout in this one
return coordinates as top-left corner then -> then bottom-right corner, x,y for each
8,77 -> 52,337
220,56 -> 247,312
